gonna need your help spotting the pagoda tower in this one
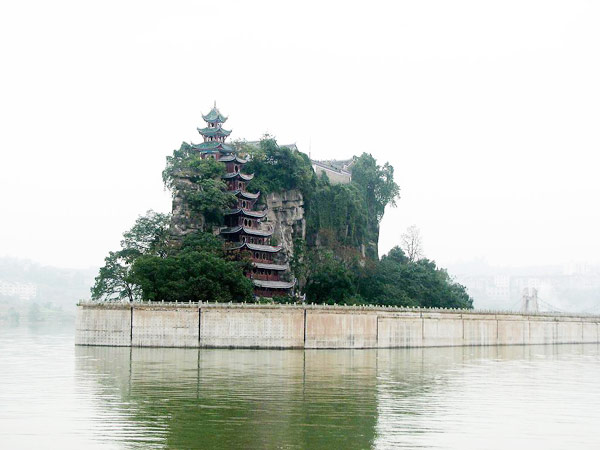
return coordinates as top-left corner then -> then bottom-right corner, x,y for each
194,104 -> 295,298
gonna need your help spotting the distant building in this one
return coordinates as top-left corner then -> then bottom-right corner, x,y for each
311,159 -> 353,184
0,281 -> 37,300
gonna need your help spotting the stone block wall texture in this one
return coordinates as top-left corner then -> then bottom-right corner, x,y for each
75,304 -> 600,349
200,307 -> 304,348
377,314 -> 422,348
75,305 -> 131,346
132,306 -> 199,347
305,311 -> 377,348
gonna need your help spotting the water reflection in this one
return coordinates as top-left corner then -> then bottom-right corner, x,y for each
2,325 -> 599,449
75,347 -> 379,449
74,344 -> 600,449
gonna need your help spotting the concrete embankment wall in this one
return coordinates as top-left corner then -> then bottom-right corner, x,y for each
75,303 -> 600,349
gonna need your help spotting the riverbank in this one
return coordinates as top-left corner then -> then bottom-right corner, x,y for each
75,302 -> 600,349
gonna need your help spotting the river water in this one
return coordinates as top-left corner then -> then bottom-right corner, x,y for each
1,324 -> 599,449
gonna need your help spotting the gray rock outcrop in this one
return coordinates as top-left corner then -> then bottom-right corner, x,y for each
264,189 -> 305,261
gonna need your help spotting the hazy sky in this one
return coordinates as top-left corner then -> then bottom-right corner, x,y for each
1,0 -> 599,270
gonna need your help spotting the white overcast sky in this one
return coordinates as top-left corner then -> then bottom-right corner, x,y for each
1,0 -> 599,270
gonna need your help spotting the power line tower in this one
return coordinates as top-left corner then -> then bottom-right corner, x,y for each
521,287 -> 539,313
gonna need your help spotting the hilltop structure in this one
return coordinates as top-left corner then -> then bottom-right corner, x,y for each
193,105 -> 295,297
311,159 -> 353,184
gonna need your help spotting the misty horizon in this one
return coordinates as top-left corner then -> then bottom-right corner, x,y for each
2,1 -> 599,274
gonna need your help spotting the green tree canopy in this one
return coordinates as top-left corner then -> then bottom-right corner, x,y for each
91,210 -> 170,301
351,153 -> 400,223
121,210 -> 171,258
241,137 -> 317,197
163,143 -> 237,227
357,247 -> 473,309
304,251 -> 360,304
130,233 -> 253,302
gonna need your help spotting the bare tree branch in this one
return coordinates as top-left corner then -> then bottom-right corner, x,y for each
401,225 -> 423,262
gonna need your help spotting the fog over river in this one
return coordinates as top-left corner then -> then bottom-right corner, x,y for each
1,324 -> 599,449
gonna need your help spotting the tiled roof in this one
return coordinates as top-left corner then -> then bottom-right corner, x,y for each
220,226 -> 273,237
224,208 -> 266,218
252,279 -> 295,289
197,127 -> 231,137
222,172 -> 254,181
252,262 -> 289,271
202,106 -> 228,123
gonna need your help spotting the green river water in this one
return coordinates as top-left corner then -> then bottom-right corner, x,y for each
1,324 -> 599,449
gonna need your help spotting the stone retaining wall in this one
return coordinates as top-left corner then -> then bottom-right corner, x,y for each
75,303 -> 600,349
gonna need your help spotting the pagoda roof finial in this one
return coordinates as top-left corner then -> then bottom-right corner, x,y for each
202,103 -> 228,124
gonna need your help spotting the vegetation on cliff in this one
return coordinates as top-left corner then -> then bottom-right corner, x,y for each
239,137 -> 471,308
163,143 -> 237,227
91,211 -> 252,302
91,136 -> 471,309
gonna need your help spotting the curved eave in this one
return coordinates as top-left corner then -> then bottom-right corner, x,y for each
252,280 -> 295,289
197,127 -> 232,137
234,190 -> 260,200
225,242 -> 282,253
224,208 -> 266,219
191,142 -> 234,153
219,155 -> 248,164
252,262 -> 289,271
242,227 -> 272,237
220,226 -> 273,237
246,242 -> 282,253
222,172 -> 254,181
202,107 -> 228,123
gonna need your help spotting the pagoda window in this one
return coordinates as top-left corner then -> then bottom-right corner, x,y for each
235,165 -> 239,173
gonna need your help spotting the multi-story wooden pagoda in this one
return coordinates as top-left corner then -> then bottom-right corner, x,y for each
194,104 -> 295,297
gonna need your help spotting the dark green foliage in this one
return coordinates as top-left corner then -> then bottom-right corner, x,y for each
240,138 -> 399,259
241,137 -> 317,196
305,182 -> 368,249
91,211 -> 252,303
301,246 -> 472,309
357,247 -> 473,309
163,143 -> 236,227
304,251 -> 361,304
92,210 -> 169,301
121,210 -> 171,258
163,143 -> 223,188
239,137 -> 471,308
351,153 -> 400,222
91,250 -> 140,301
130,234 -> 253,302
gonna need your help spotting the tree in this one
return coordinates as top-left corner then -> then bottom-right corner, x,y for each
91,250 -> 140,301
163,143 -> 237,227
304,251 -> 360,304
121,210 -> 171,258
351,153 -> 400,222
241,136 -> 317,197
129,233 -> 253,302
400,225 -> 423,262
91,210 -> 170,301
358,246 -> 473,309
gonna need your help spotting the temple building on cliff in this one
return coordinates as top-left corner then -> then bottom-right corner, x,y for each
193,104 -> 295,297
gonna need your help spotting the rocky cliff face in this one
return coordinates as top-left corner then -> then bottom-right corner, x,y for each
169,178 -> 205,242
264,189 -> 305,261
